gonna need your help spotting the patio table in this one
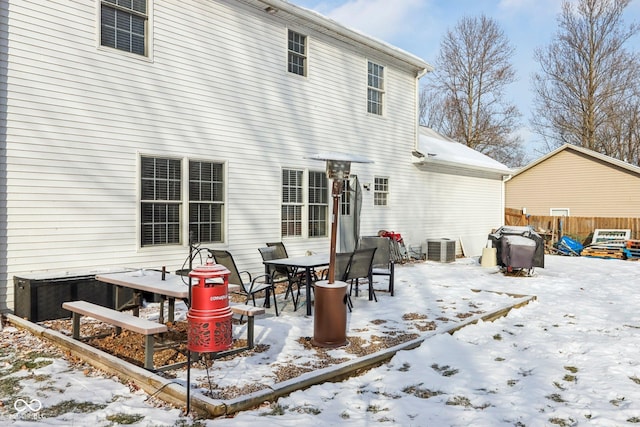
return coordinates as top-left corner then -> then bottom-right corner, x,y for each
96,270 -> 239,323
262,253 -> 329,316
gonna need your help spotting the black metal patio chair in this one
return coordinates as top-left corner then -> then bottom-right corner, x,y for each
210,250 -> 278,316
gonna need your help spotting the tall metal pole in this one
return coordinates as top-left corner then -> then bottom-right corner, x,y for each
327,179 -> 343,284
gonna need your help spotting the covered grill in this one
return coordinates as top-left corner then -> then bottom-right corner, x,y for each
488,226 -> 544,273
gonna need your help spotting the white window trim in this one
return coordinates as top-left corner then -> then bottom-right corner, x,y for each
97,0 -> 154,62
281,168 -> 329,239
281,168 -> 306,239
287,28 -> 308,78
550,208 -> 570,216
373,176 -> 390,207
137,154 -> 227,250
367,59 -> 385,116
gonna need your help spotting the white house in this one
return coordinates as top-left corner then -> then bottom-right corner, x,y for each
0,0 -> 508,315
411,127 -> 513,257
0,0 -> 435,312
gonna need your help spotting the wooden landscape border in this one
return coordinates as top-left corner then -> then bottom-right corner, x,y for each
5,290 -> 537,419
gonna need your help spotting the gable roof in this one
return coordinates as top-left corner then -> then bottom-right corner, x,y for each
412,127 -> 512,175
513,144 -> 640,177
242,0 -> 433,75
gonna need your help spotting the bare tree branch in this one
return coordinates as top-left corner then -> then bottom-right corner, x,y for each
531,0 -> 640,165
419,14 -> 525,167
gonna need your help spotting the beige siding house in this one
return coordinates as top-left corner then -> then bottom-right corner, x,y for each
505,144 -> 640,217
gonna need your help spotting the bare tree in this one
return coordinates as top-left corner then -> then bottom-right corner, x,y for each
531,0 -> 640,165
420,15 -> 525,167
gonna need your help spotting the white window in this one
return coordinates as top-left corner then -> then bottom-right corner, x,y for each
282,169 -> 328,238
189,161 -> 225,243
141,157 -> 182,246
367,61 -> 384,115
374,176 -> 389,206
282,169 -> 304,237
140,156 -> 225,247
308,171 -> 328,237
340,179 -> 352,216
101,0 -> 148,56
550,208 -> 570,216
288,30 -> 307,76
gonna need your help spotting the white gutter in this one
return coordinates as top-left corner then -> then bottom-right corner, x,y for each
251,0 -> 433,72
412,156 -> 513,176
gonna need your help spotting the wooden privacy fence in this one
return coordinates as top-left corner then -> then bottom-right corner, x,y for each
505,208 -> 640,244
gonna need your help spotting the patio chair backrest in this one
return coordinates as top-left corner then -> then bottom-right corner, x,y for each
264,242 -> 295,277
210,250 -> 244,288
258,246 -> 287,281
266,242 -> 288,259
345,248 -> 377,281
334,252 -> 352,282
359,237 -> 391,268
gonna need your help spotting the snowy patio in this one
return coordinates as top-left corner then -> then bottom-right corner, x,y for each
2,255 -> 640,425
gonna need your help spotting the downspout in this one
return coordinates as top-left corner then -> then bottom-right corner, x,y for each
501,174 -> 513,226
414,67 -> 431,154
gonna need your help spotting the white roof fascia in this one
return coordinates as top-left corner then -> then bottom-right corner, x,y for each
245,0 -> 434,75
412,156 -> 513,176
414,127 -> 512,176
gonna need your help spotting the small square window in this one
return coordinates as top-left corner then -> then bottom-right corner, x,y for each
101,0 -> 148,56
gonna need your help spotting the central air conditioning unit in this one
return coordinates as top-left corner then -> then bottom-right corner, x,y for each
424,239 -> 456,263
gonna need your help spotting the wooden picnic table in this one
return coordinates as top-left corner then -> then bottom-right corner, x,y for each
96,269 -> 239,323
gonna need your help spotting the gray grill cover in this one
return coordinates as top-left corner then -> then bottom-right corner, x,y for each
489,226 -> 545,269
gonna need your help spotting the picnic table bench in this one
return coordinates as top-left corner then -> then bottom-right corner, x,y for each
229,304 -> 265,349
62,300 -> 267,368
62,300 -> 168,370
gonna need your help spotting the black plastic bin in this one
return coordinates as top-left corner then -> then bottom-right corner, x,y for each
14,272 -> 133,322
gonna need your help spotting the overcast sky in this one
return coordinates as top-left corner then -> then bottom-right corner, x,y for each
288,0 -> 640,159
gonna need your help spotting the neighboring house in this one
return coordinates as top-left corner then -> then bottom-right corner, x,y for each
0,0 -> 434,312
505,144 -> 640,217
411,127 -> 512,257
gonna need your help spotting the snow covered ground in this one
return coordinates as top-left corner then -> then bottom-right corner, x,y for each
2,254 -> 640,426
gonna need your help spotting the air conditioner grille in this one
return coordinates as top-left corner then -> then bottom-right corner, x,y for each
425,239 -> 456,262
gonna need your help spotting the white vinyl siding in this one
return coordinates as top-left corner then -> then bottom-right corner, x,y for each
2,0 -> 427,311
420,171 -> 505,257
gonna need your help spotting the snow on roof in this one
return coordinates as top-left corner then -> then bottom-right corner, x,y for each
416,127 -> 512,174
270,0 -> 433,73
